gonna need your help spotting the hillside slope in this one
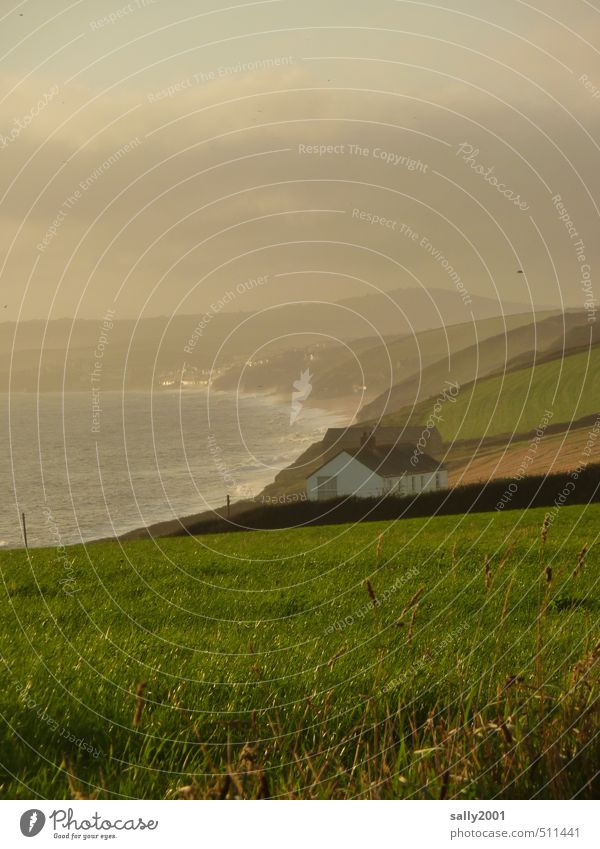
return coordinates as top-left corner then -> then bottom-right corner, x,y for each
378,341 -> 600,442
359,311 -> 591,422
449,414 -> 600,485
311,309 -> 559,403
212,308 -> 560,403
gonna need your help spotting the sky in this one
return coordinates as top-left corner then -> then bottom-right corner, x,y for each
0,0 -> 599,324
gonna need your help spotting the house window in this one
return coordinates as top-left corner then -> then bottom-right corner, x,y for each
316,475 -> 338,500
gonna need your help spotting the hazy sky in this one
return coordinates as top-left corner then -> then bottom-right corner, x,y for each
1,0 -> 599,323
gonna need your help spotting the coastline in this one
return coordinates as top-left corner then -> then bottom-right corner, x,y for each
1,389 -> 357,549
110,394 -> 358,543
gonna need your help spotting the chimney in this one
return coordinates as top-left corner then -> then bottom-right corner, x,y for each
360,429 -> 376,448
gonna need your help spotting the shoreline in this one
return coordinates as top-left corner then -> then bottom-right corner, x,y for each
2,391 -> 358,549
111,394 -> 358,543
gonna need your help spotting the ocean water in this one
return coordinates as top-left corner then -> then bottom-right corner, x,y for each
0,391 -> 346,548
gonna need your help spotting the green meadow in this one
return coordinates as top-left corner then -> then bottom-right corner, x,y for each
0,504 -> 598,799
381,345 -> 600,442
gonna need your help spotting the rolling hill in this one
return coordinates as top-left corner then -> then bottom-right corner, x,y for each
214,310 -> 562,403
377,340 -> 600,443
1,287 -> 544,393
448,413 -> 600,486
358,311 -> 593,422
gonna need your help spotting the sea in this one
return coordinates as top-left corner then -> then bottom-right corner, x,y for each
0,390 -> 347,548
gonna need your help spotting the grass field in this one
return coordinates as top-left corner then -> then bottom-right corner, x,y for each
380,346 -> 600,442
0,504 -> 598,799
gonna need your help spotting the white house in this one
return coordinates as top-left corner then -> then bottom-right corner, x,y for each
306,436 -> 448,501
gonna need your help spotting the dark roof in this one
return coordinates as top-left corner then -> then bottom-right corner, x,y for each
353,445 -> 444,476
309,445 -> 445,479
322,425 -> 429,448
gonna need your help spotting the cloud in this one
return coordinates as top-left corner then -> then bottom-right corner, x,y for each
0,2 -> 598,321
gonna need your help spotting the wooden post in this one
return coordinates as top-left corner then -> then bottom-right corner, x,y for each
21,512 -> 28,549
226,495 -> 231,518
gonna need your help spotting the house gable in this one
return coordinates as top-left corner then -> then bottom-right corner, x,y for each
306,442 -> 448,501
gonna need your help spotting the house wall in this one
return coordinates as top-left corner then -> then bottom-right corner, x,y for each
307,455 -> 449,501
397,471 -> 440,496
307,452 -> 387,501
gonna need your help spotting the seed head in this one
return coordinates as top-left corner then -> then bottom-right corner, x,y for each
541,513 -> 551,544
484,555 -> 492,590
574,544 -> 588,578
133,681 -> 147,727
365,579 -> 378,609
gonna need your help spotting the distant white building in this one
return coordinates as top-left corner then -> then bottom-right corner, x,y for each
306,434 -> 448,501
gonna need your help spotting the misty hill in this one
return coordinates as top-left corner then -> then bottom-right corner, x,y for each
357,311 -> 591,422
375,337 -> 600,442
1,287 -> 546,392
213,308 -> 559,402
211,334 -> 391,396
310,310 -> 561,405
